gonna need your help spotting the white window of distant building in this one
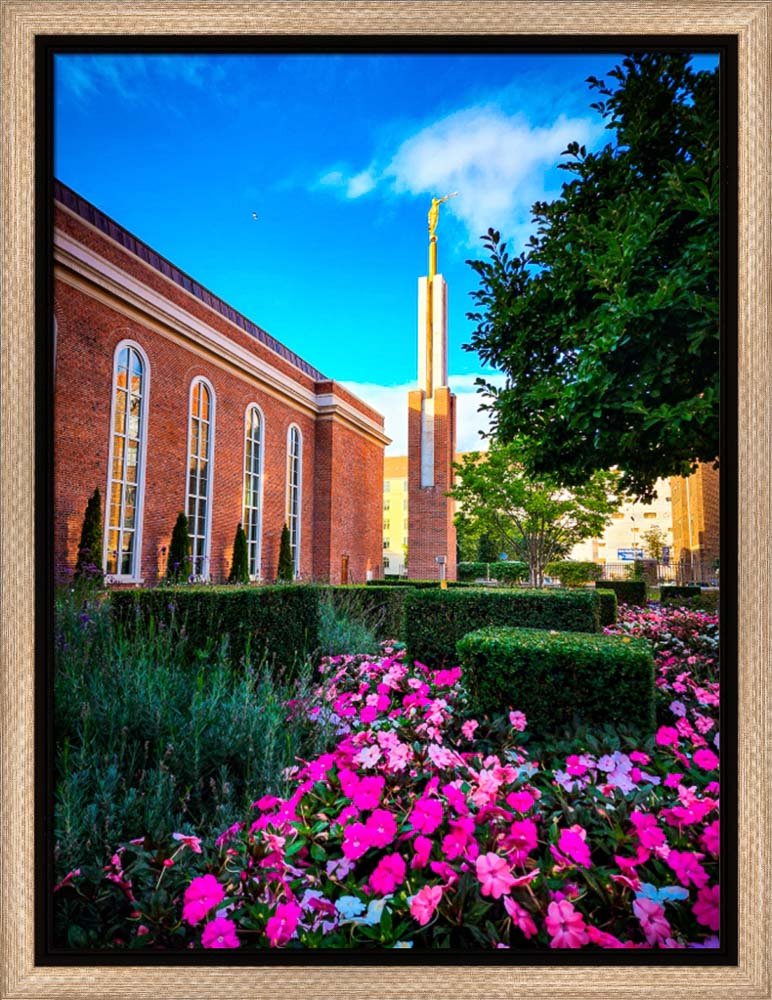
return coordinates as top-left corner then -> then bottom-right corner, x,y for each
383,539 -> 390,549
186,378 -> 215,579
105,341 -> 149,580
243,404 -> 264,580
286,424 -> 302,577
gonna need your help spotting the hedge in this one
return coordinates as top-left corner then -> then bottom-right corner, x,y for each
110,585 -> 320,672
457,626 -> 656,740
659,585 -> 702,602
594,580 -> 647,606
545,561 -> 603,586
457,562 -> 529,584
323,585 -> 409,641
403,587 -> 601,669
595,588 -> 618,627
367,579 -> 471,588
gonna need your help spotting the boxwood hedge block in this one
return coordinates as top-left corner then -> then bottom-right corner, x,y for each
403,587 -> 601,669
594,580 -> 647,606
457,626 -> 655,739
595,588 -> 618,627
111,585 -> 320,673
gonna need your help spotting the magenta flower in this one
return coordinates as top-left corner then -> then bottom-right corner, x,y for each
655,726 -> 680,748
351,775 -> 385,811
700,819 -> 720,855
461,719 -> 479,739
509,710 -> 527,731
369,852 -> 406,895
475,852 -> 515,899
503,896 -> 537,938
265,901 -> 301,947
410,884 -> 443,926
633,897 -> 671,945
630,811 -> 667,850
341,822 -> 371,860
201,916 -> 240,949
364,808 -> 397,848
667,849 -> 710,889
693,748 -> 719,771
506,789 -> 535,813
411,835 -> 433,869
557,827 -> 591,868
183,874 -> 226,926
507,818 -> 538,863
408,796 -> 444,835
693,883 -> 720,931
544,899 -> 589,948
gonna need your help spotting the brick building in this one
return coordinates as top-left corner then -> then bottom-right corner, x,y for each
53,181 -> 389,585
669,462 -> 720,579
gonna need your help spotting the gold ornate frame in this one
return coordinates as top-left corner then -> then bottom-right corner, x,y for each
2,3 -> 769,997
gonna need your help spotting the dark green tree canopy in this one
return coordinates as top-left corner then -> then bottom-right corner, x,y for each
465,53 -> 719,501
277,523 -> 294,582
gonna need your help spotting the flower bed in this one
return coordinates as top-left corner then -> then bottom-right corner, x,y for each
55,604 -> 720,952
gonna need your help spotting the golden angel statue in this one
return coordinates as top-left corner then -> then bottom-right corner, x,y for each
428,192 -> 458,239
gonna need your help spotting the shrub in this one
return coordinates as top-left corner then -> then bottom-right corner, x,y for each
403,587 -> 601,668
488,561 -> 529,585
317,589 -> 380,655
74,488 -> 104,581
277,524 -> 293,581
111,585 -> 320,673
594,579 -> 647,606
457,562 -> 488,581
324,585 -> 408,642
166,512 -> 191,582
594,588 -> 618,627
659,585 -> 702,604
544,561 -> 602,586
227,523 -> 250,584
457,626 -> 655,739
365,579 -> 470,588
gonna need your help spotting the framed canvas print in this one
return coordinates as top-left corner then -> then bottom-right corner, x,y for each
1,2 -> 769,999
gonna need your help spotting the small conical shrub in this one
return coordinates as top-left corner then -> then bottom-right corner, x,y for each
228,522 -> 250,584
75,488 -> 104,581
277,523 -> 294,581
166,512 -> 191,582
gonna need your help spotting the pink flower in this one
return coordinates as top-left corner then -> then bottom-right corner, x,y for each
693,884 -> 720,931
341,822 -> 371,860
172,832 -> 202,854
667,850 -> 710,889
408,797 -> 444,835
201,916 -> 240,949
693,748 -> 719,771
656,726 -> 680,748
506,790 -> 535,814
369,853 -> 406,895
507,818 -> 539,863
355,745 -> 382,768
503,896 -> 537,938
441,817 -> 475,860
265,901 -> 301,947
633,897 -> 671,945
410,884 -> 443,926
411,835 -> 433,869
461,719 -> 479,740
557,827 -> 591,868
544,899 -> 589,948
364,808 -> 397,848
351,776 -> 384,811
701,819 -> 720,855
664,772 -> 685,788
475,852 -> 515,899
630,811 -> 667,850
509,711 -> 527,731
183,874 -> 226,926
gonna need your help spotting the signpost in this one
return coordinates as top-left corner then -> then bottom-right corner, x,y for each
435,555 -> 447,589
617,548 -> 644,561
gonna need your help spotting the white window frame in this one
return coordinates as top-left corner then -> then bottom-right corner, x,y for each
285,423 -> 303,579
242,402 -> 265,581
103,339 -> 150,583
185,376 -> 216,582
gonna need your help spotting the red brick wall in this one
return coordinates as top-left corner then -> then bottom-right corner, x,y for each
406,386 -> 457,581
53,213 -> 386,586
670,463 -> 720,568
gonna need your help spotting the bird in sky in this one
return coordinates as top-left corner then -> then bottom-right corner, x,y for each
252,212 -> 258,220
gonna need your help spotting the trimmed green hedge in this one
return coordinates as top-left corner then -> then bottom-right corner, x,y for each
111,585 -> 320,672
403,587 -> 601,669
457,626 -> 656,739
368,579 -> 471,588
660,585 -> 702,602
595,588 -> 618,627
594,580 -> 648,606
323,585 -> 408,641
545,561 -> 602,586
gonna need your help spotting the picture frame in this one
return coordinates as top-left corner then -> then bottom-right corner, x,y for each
2,2 -> 769,997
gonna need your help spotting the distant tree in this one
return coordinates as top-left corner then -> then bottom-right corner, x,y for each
449,441 -> 621,587
465,54 -> 719,501
641,524 -> 667,562
277,523 -> 294,581
228,522 -> 250,584
476,532 -> 500,564
74,488 -> 103,581
166,512 -> 191,582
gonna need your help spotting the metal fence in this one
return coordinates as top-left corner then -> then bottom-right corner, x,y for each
597,560 -> 719,587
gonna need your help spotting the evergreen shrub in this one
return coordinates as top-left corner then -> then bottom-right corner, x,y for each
366,579 -> 471,589
277,524 -> 294,582
545,560 -> 602,586
227,523 -> 250,584
659,585 -> 702,603
457,626 -> 655,739
111,585 -> 320,673
595,588 -> 619,627
594,580 -> 647,606
489,561 -> 529,584
74,488 -> 104,581
403,587 -> 601,669
166,513 -> 191,582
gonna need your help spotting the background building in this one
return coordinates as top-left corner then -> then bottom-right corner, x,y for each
53,181 -> 389,585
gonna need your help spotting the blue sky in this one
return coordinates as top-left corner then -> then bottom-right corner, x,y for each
54,51 -> 718,453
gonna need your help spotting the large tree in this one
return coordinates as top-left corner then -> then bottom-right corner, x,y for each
448,442 -> 621,587
465,53 -> 719,501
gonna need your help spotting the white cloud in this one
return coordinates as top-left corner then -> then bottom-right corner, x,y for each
317,165 -> 377,199
341,373 -> 506,456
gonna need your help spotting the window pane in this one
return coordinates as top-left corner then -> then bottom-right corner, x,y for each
199,386 -> 210,422
114,390 -> 127,433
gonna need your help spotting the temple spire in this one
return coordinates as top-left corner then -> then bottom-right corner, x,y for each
425,193 -> 457,395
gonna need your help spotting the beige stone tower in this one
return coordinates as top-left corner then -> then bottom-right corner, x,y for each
407,198 -> 457,581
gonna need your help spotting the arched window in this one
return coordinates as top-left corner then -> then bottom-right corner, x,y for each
243,404 -> 264,579
187,378 -> 215,579
286,424 -> 302,578
105,342 -> 148,578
